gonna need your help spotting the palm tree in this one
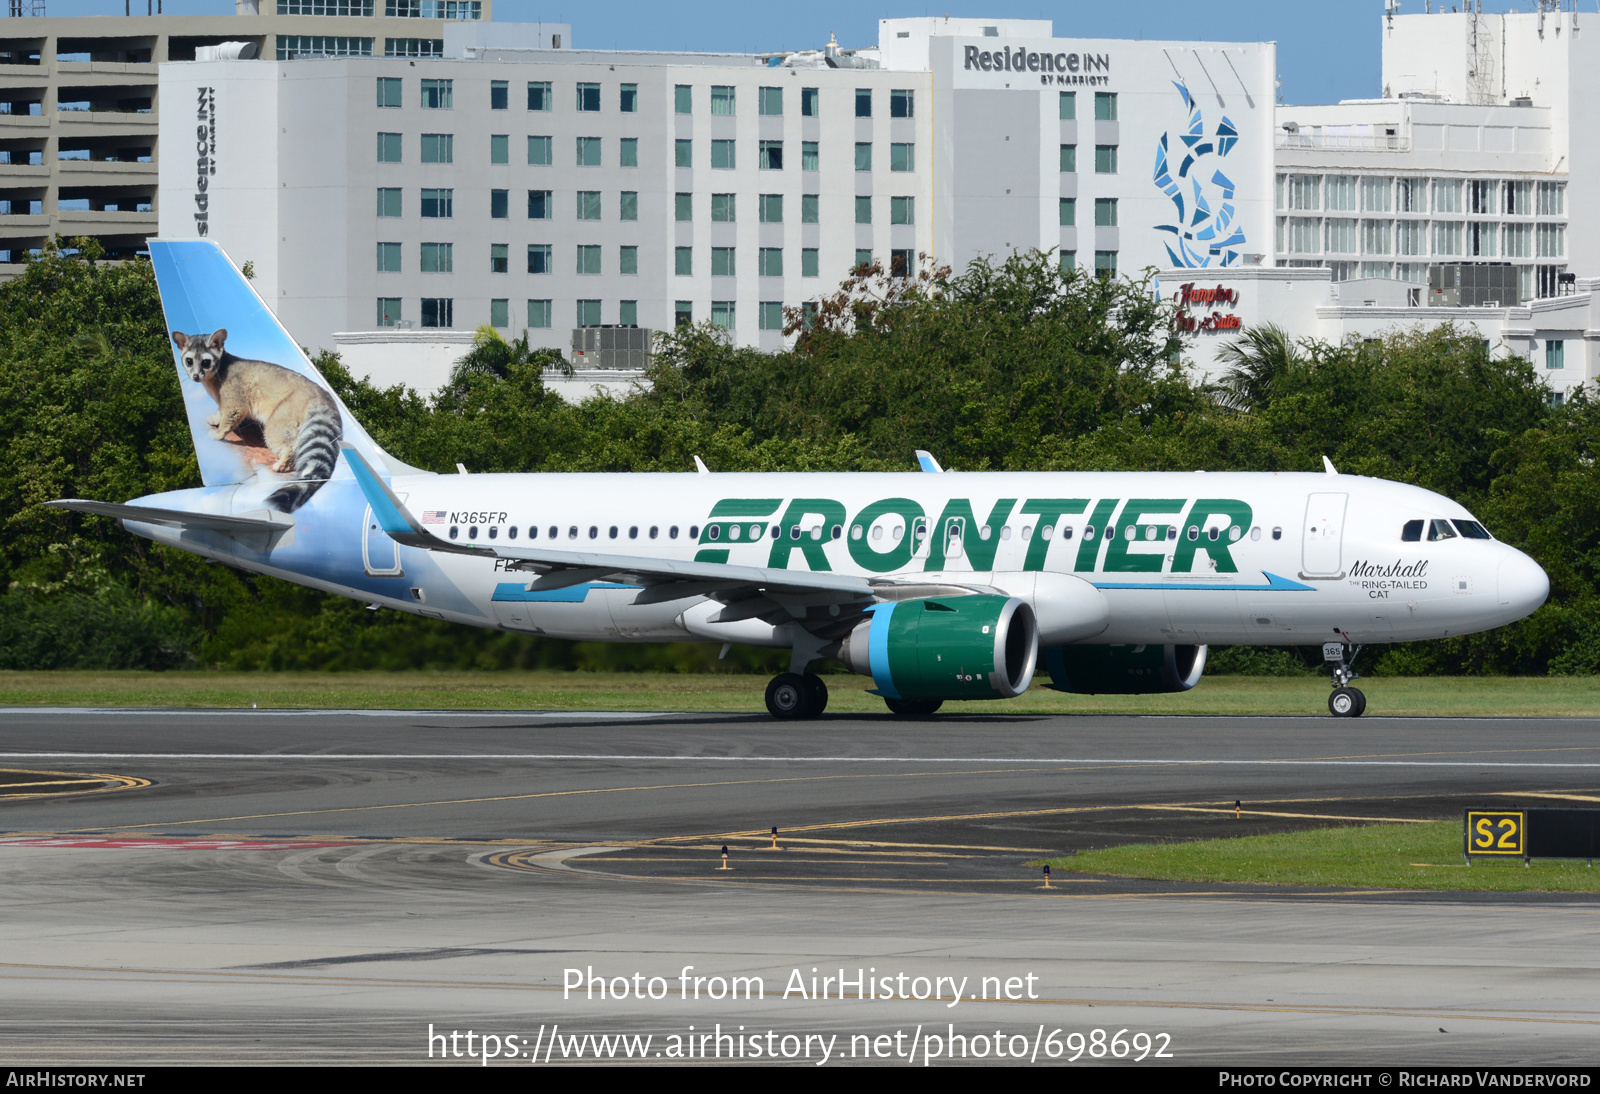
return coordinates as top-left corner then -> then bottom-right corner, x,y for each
1207,323 -> 1302,411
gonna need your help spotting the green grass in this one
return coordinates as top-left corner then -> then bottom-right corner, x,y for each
1043,821 -> 1600,892
0,671 -> 1599,715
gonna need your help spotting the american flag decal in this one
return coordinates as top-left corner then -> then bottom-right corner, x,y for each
422,511 -> 447,525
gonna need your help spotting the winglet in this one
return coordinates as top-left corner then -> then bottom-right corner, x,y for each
340,442 -> 426,539
915,450 -> 944,473
1322,455 -> 1338,475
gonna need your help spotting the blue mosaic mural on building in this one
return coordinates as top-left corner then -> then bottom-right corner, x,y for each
1154,82 -> 1246,268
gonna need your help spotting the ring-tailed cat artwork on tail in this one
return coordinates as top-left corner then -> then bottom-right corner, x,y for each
171,328 -> 343,512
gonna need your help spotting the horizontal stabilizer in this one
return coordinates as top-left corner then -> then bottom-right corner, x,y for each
48,499 -> 294,551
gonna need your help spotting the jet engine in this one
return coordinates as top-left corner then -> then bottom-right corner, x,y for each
1042,643 -> 1207,694
836,595 -> 1037,702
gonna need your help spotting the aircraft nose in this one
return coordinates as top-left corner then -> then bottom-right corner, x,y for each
1496,549 -> 1549,621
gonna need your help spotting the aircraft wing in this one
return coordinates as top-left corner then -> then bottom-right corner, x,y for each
340,446 -> 880,614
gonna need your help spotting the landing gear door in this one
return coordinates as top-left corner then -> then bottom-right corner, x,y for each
1302,492 -> 1348,578
362,504 -> 404,577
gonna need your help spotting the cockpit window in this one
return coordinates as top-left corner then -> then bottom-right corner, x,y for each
1453,519 -> 1493,540
1427,518 -> 1458,541
1401,519 -> 1423,542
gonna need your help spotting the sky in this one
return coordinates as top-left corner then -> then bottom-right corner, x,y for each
24,0 -> 1578,106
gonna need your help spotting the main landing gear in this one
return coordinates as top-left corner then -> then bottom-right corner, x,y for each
765,672 -> 829,720
1324,640 -> 1366,718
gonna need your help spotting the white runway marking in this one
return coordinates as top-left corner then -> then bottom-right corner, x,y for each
0,752 -> 1597,768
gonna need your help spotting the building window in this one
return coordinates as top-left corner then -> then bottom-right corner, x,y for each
377,76 -> 402,108
1432,179 -> 1463,214
1505,179 -> 1533,216
1094,198 -> 1117,227
1504,222 -> 1533,258
759,86 -> 783,115
377,298 -> 401,326
1094,145 -> 1117,174
619,300 -> 638,325
377,187 -> 402,217
527,244 -> 552,273
576,136 -> 601,166
759,194 -> 782,223
1059,198 -> 1075,227
881,249 -> 908,277
576,82 -> 600,112
1059,251 -> 1076,272
855,88 -> 872,117
528,81 -> 552,111
1537,223 -> 1566,258
759,301 -> 783,330
1059,91 -> 1075,120
619,138 -> 638,167
801,87 -> 819,116
1397,177 -> 1426,213
385,38 -> 442,58
855,142 -> 872,171
1059,144 -> 1075,172
802,248 -> 819,277
801,194 -> 819,223
420,133 -> 453,163
569,191 -> 600,221
1284,175 -> 1321,211
490,243 -> 507,273
419,78 -> 452,109
675,139 -> 692,168
675,247 -> 692,275
489,298 -> 508,328
1325,218 -> 1357,254
1395,220 -> 1424,256
1537,181 -> 1565,216
802,141 -> 819,171
620,245 -> 638,275
1546,339 -> 1565,370
376,241 -> 401,272
490,79 -> 507,110
1323,175 -> 1356,212
1285,217 -> 1320,253
885,90 -> 913,120
527,190 -> 551,219
377,132 -> 402,163
675,193 -> 692,221
712,247 -> 735,277
528,299 -> 551,328
1361,177 -> 1391,212
576,299 -> 601,327
528,135 -> 552,165
711,193 -> 735,222
711,85 -> 735,115
620,191 -> 638,221
1094,92 -> 1117,121
759,247 -> 782,277
855,196 -> 872,224
711,301 -> 735,329
711,139 -> 735,170
1468,179 -> 1496,215
674,84 -> 692,114
1094,250 -> 1116,277
1468,221 -> 1497,257
576,245 -> 601,275
620,84 -> 638,112
759,141 -> 783,169
385,0 -> 481,16
1433,221 -> 1464,256
855,248 -> 873,269
489,134 -> 508,164
420,242 -> 453,273
675,301 -> 693,326
890,196 -> 914,225
490,189 -> 508,219
421,298 -> 453,327
1361,220 -> 1391,255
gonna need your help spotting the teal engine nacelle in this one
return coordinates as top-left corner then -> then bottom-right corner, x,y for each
836,595 -> 1038,702
1042,643 -> 1207,694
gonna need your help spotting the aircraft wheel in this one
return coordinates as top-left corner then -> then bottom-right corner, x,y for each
766,673 -> 811,719
1350,688 -> 1367,717
803,674 -> 829,718
884,698 -> 944,717
1328,687 -> 1362,718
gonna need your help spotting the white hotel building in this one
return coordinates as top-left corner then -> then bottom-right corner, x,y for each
155,7 -> 1600,400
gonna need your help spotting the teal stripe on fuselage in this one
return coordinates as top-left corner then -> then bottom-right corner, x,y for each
492,581 -> 641,603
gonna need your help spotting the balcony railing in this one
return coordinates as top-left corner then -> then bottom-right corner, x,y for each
1277,132 -> 1412,153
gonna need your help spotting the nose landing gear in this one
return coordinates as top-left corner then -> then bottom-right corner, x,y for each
1323,640 -> 1366,717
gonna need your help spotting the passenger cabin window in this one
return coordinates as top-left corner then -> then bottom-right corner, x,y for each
1427,519 -> 1458,541
1402,519 -> 1424,542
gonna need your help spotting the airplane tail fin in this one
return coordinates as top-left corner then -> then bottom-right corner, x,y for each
150,240 -> 423,510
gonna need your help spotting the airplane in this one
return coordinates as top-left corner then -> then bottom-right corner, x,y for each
50,241 -> 1550,720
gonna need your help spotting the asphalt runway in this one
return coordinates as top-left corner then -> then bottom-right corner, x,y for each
1,707 -> 1598,1066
